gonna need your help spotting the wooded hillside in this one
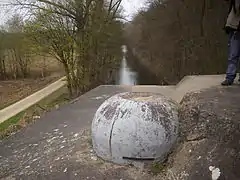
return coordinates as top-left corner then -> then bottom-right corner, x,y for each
126,0 -> 229,84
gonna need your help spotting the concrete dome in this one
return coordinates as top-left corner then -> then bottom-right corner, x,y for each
91,92 -> 179,165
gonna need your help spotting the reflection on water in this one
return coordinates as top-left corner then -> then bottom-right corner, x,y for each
119,57 -> 138,85
115,45 -> 159,86
117,45 -> 138,85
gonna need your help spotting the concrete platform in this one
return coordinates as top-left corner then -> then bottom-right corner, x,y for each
0,86 -> 131,179
172,75 -> 225,102
1,85 -> 177,179
0,75 -> 230,179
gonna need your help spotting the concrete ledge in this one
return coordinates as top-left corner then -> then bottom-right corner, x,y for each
175,75 -> 193,88
172,75 -> 225,103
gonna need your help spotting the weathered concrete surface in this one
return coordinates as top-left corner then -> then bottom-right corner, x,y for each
1,82 -> 239,180
172,75 -> 225,103
0,86 -> 136,180
92,92 -> 179,165
0,85 -> 175,180
166,86 -> 240,180
131,85 -> 176,98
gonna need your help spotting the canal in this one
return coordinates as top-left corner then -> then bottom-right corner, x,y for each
115,45 -> 160,85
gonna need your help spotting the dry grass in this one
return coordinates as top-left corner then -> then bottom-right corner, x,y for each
0,56 -> 65,110
0,86 -> 70,139
29,55 -> 64,78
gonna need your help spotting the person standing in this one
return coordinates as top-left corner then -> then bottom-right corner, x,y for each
222,0 -> 240,85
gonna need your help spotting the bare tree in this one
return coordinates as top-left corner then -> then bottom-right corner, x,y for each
16,0 -> 124,97
5,14 -> 32,78
0,30 -> 7,80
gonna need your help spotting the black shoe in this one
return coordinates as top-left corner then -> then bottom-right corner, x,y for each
221,79 -> 233,86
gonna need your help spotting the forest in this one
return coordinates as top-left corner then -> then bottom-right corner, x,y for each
126,0 -> 229,84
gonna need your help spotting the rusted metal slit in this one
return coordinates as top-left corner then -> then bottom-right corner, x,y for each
122,157 -> 155,161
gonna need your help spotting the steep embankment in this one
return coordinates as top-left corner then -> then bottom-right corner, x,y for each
126,0 -> 228,84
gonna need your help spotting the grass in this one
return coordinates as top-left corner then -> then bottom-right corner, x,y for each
0,86 -> 70,139
150,162 -> 167,175
34,86 -> 69,110
0,111 -> 25,132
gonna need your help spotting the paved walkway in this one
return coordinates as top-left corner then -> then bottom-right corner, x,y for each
0,86 -> 133,179
0,77 -> 66,123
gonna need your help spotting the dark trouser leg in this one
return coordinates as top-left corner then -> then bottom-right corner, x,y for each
226,31 -> 240,82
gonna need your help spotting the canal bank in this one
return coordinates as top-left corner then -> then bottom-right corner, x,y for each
114,45 -> 162,86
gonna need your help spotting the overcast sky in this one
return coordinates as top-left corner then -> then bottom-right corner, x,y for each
0,0 -> 148,25
121,0 -> 147,20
